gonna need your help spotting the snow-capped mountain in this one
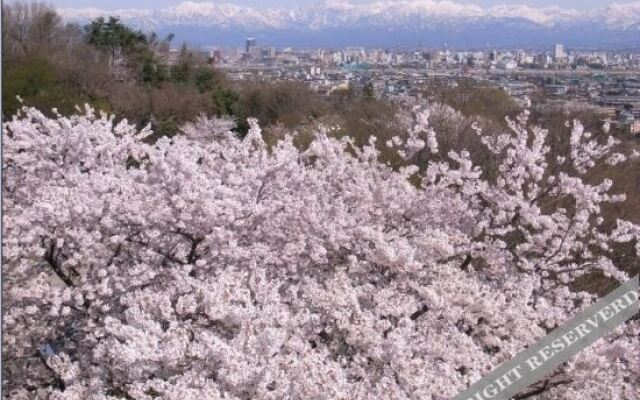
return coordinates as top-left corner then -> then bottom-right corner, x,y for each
58,1 -> 640,48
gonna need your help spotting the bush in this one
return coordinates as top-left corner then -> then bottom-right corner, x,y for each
2,55 -> 102,117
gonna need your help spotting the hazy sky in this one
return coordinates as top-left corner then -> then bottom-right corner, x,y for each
47,0 -> 631,10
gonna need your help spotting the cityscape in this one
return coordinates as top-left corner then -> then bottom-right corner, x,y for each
166,39 -> 640,134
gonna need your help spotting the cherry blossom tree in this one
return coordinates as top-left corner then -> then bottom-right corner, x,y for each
2,103 -> 639,400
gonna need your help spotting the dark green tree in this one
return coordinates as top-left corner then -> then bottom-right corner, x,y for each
194,67 -> 217,93
84,16 -> 147,65
212,87 -> 239,116
170,44 -> 195,83
363,81 -> 375,98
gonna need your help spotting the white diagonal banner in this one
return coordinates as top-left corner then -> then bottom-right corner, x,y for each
452,275 -> 639,400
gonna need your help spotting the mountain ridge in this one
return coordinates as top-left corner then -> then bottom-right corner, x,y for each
57,1 -> 640,48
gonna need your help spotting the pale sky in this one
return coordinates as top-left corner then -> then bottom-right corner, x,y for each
47,0 -> 633,10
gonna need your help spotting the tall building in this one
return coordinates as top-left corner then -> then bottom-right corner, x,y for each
211,48 -> 223,63
245,37 -> 257,54
554,44 -> 565,60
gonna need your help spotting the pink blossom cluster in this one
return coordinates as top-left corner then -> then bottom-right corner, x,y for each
2,104 -> 638,399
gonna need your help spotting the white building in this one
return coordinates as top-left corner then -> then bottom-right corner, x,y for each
497,59 -> 518,70
554,44 -> 565,60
